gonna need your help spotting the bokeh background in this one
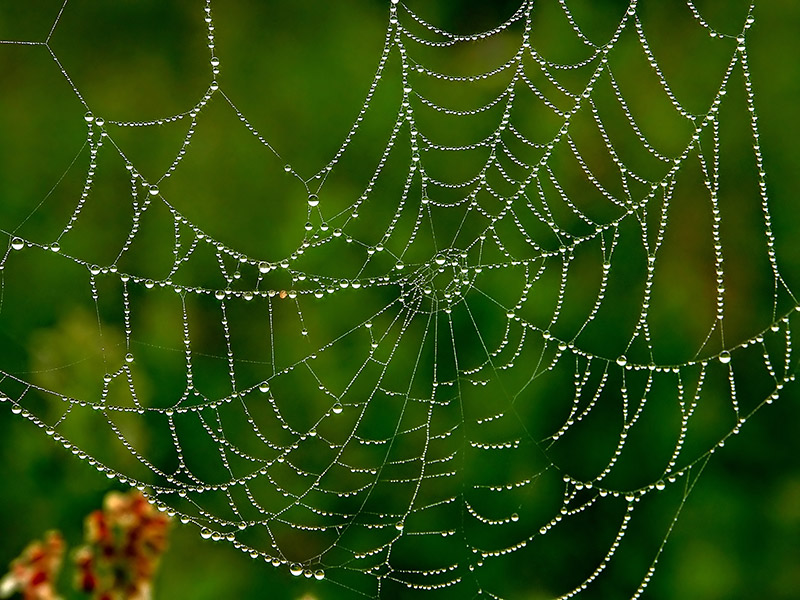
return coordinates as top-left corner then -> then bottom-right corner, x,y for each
1,1 -> 799,598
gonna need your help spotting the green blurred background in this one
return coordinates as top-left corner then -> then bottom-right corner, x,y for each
1,1 -> 799,598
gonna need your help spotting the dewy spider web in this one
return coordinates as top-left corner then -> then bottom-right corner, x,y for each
0,0 -> 797,597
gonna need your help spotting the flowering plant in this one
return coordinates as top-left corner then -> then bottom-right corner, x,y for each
0,531 -> 64,600
1,491 -> 170,600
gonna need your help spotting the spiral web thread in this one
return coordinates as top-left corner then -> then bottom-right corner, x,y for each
0,0 -> 798,598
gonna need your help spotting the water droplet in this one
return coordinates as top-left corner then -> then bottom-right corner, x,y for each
308,194 -> 319,207
215,290 -> 226,300
616,355 -> 627,367
718,351 -> 731,364
84,111 -> 94,123
258,261 -> 271,273
10,238 -> 24,251
655,480 -> 666,491
332,403 -> 343,414
200,528 -> 212,539
149,185 -> 160,196
284,165 -> 292,173
289,564 -> 303,576
314,569 -> 325,581
258,383 -> 270,393
395,522 -> 404,531
125,353 -> 135,363
94,117 -> 105,127
50,242 -> 61,253
510,513 -> 519,522
395,262 -> 404,270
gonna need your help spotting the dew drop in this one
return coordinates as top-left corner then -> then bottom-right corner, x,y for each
718,351 -> 731,364
215,290 -> 226,300
289,564 -> 303,577
10,238 -> 24,251
84,111 -> 94,123
258,383 -> 270,393
149,185 -> 160,196
332,403 -> 343,414
50,242 -> 61,253
655,480 -> 666,491
308,194 -> 320,207
258,261 -> 271,273
200,529 -> 212,539
314,569 -> 325,581
616,355 -> 627,367
510,513 -> 519,522
125,353 -> 135,363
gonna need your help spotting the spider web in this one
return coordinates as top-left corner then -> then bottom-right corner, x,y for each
0,0 -> 798,597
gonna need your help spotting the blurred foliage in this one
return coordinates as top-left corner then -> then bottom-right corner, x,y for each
1,1 -> 799,599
